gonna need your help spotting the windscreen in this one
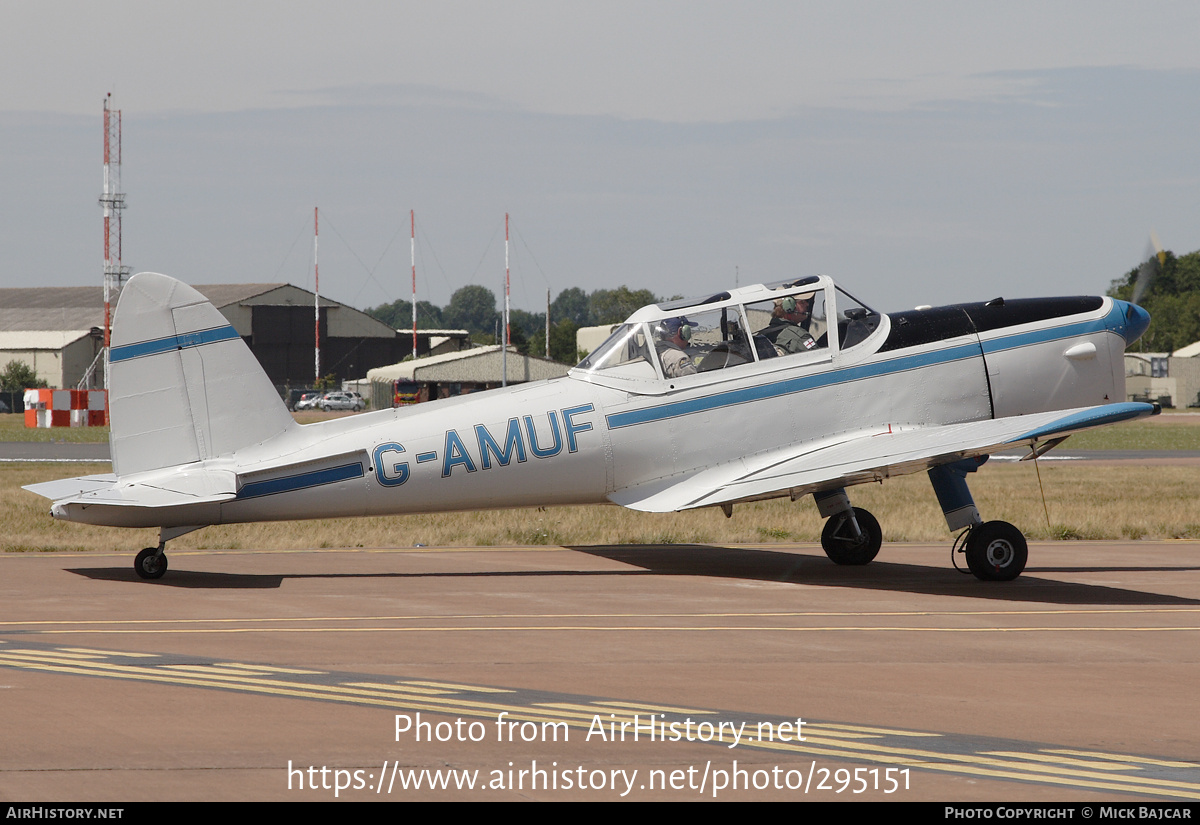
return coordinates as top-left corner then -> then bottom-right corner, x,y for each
575,324 -> 656,376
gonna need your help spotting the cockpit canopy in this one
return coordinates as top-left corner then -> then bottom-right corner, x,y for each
572,275 -> 882,390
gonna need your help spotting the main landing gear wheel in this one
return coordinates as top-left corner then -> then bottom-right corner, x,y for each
134,547 -> 168,580
964,521 -> 1027,581
821,507 -> 882,565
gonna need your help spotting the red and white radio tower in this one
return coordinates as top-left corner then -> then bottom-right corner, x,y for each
100,93 -> 129,390
314,207 -> 321,385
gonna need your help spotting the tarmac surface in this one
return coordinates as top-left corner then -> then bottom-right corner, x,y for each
0,442 -> 110,462
2,540 -> 1199,801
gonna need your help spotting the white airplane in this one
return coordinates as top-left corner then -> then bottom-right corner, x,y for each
26,271 -> 1155,582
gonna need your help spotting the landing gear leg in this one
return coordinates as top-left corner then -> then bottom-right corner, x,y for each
814,488 -> 882,565
929,458 -> 1027,581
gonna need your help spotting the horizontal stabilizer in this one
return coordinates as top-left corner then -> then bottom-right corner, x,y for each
133,466 -> 239,501
23,474 -> 117,501
26,467 -> 237,516
52,481 -> 236,510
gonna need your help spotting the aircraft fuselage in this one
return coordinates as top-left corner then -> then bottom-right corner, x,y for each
56,280 -> 1145,531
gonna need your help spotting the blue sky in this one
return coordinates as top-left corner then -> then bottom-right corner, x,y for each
3,2 -> 1198,314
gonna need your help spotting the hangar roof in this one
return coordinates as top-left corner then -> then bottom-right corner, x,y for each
0,330 -> 94,349
1173,340 -> 1200,358
367,346 -> 570,384
0,282 -> 382,334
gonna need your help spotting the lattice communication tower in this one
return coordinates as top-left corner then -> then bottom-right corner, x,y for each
100,93 -> 129,389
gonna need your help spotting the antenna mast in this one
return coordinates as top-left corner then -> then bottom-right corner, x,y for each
99,94 -> 129,390
502,213 -> 510,387
411,210 -> 417,359
314,207 -> 320,385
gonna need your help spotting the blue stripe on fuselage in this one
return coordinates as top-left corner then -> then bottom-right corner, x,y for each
110,325 -> 241,363
978,312 -> 1112,355
235,462 -> 364,500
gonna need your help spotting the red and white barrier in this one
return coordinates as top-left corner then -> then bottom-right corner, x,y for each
24,389 -> 107,428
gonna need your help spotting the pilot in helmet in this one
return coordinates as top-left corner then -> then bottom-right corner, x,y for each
765,294 -> 819,354
656,316 -> 698,377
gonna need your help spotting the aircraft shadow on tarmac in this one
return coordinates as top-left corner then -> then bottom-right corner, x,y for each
66,566 -> 650,590
69,567 -> 287,589
68,544 -> 1200,606
569,545 -> 1200,606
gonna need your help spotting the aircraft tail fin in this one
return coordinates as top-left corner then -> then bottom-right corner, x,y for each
108,272 -> 297,477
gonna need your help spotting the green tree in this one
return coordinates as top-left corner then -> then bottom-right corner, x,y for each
0,360 -> 47,392
548,319 -> 582,364
364,298 -> 444,329
551,287 -> 590,327
444,285 -> 498,334
508,308 -> 550,355
507,323 -> 529,354
588,286 -> 658,325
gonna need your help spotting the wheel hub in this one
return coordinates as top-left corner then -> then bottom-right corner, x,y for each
985,539 -> 1014,568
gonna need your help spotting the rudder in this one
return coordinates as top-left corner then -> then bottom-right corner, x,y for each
108,272 -> 296,476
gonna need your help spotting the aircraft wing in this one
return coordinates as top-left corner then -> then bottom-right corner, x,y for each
608,401 -> 1158,513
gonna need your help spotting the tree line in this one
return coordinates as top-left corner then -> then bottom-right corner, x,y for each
365,285 -> 659,364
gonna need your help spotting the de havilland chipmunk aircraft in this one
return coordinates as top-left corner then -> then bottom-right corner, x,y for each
26,271 -> 1155,582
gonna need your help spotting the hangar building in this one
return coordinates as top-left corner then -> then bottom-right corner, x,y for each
365,346 -> 570,409
1126,347 -> 1200,408
0,283 -> 403,391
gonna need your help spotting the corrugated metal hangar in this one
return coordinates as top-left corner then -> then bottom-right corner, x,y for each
0,282 -> 403,390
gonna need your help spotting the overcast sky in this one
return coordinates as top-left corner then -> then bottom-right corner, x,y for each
3,1 -> 1198,314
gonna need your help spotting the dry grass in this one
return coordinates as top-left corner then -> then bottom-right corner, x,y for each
0,413 -> 109,443
0,410 -> 364,442
5,409 -> 1199,448
1064,420 -> 1200,451
6,460 -> 1199,555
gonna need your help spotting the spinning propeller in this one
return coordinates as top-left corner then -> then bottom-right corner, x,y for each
1131,230 -> 1165,306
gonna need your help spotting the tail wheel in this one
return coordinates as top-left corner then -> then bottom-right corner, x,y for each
821,507 -> 882,565
964,521 -> 1027,581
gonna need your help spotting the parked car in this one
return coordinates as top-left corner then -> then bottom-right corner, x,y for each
294,391 -> 324,411
319,391 -> 365,412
